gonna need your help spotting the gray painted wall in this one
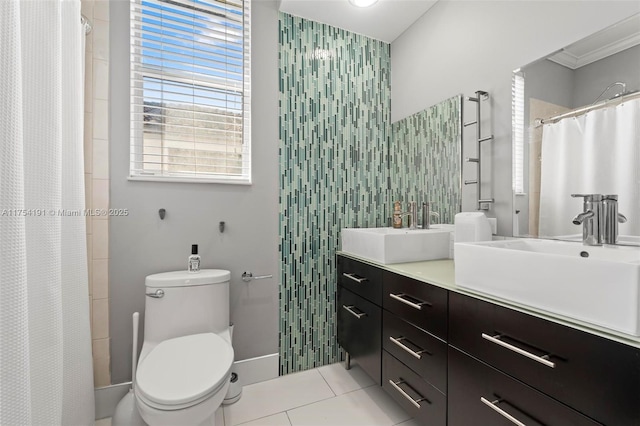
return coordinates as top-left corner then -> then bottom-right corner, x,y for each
524,59 -> 575,110
522,44 -> 640,112
573,44 -> 640,108
109,1 -> 280,383
391,1 -> 640,236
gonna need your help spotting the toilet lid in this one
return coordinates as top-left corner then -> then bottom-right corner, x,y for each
136,333 -> 234,407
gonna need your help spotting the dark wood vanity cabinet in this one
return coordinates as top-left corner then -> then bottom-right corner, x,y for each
382,310 -> 447,392
448,347 -> 601,426
383,271 -> 448,340
449,292 -> 640,426
383,350 -> 447,426
337,256 -> 383,384
338,256 -> 383,305
382,271 -> 448,426
336,255 -> 640,425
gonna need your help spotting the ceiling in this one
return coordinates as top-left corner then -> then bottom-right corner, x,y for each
278,0 -> 439,43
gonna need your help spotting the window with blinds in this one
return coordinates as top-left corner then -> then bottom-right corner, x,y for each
130,0 -> 251,184
512,71 -> 525,194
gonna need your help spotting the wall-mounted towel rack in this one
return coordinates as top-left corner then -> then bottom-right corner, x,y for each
463,90 -> 494,210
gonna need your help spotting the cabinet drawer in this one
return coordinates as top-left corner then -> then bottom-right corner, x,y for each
383,271 -> 447,340
382,351 -> 446,426
337,255 -> 383,305
383,311 -> 447,393
450,292 -> 640,425
448,347 -> 601,426
337,286 -> 381,384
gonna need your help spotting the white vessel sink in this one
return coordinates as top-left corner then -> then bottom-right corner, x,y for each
555,234 -> 640,245
455,239 -> 640,335
341,226 -> 453,264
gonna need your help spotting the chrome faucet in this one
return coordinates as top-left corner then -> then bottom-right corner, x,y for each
571,194 -> 604,246
421,202 -> 440,229
399,202 -> 418,230
602,195 -> 627,244
571,193 -> 627,246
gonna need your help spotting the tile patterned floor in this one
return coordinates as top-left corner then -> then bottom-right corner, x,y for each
97,362 -> 419,426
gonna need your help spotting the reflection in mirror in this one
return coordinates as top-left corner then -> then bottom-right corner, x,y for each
512,13 -> 640,243
390,95 -> 462,225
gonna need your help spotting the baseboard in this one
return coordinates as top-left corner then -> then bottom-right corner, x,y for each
94,353 -> 279,419
232,353 -> 279,386
95,382 -> 131,420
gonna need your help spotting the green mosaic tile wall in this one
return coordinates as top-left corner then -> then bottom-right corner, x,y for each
278,14 -> 462,375
390,97 -> 462,224
278,13 -> 391,374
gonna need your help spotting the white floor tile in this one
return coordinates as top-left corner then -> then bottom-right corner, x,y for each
286,386 -> 410,426
237,412 -> 291,426
223,369 -> 334,426
317,362 -> 375,396
95,418 -> 111,426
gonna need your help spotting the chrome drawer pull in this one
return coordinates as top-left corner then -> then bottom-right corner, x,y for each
480,397 -> 527,426
342,305 -> 366,319
482,333 -> 555,368
388,380 -> 429,409
342,272 -> 368,283
389,293 -> 430,310
389,336 -> 428,360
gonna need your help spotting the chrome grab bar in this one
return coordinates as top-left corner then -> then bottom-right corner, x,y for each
389,336 -> 428,360
145,289 -> 164,298
388,380 -> 428,409
480,397 -> 527,426
482,333 -> 555,368
342,272 -> 368,284
389,293 -> 430,310
342,305 -> 366,319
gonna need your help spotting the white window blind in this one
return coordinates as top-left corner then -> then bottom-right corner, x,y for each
130,0 -> 251,184
512,71 -> 525,194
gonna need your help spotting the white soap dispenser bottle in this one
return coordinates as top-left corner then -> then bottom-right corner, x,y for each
188,244 -> 201,273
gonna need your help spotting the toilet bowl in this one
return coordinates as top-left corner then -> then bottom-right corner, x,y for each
136,270 -> 234,425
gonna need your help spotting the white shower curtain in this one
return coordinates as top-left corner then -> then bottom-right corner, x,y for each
539,98 -> 640,239
0,1 -> 95,424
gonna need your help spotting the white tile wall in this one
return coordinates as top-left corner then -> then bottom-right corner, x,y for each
83,0 -> 111,387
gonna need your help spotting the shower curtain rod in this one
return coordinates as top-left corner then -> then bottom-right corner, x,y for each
535,90 -> 640,127
81,13 -> 92,35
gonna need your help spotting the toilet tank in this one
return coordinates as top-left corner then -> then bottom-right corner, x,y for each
143,269 -> 231,345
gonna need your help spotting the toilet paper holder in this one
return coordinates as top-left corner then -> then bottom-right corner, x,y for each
241,271 -> 273,282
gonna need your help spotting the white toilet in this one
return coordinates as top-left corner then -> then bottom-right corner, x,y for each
134,270 -> 234,426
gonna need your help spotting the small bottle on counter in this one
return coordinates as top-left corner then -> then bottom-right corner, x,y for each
188,244 -> 201,273
393,201 -> 402,228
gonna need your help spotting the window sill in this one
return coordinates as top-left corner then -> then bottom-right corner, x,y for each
128,175 -> 252,185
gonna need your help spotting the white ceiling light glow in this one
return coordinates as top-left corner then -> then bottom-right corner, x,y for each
349,0 -> 378,8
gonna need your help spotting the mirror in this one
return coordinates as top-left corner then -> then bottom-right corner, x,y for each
512,13 -> 640,243
390,95 -> 462,225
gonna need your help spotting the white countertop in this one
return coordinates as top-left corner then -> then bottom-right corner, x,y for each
337,251 -> 640,349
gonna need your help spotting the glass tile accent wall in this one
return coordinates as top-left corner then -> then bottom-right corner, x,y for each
389,96 -> 462,224
278,13 -> 391,374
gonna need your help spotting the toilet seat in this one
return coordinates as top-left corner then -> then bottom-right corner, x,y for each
135,333 -> 234,410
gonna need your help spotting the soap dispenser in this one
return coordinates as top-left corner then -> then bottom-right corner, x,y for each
393,201 -> 402,228
188,244 -> 201,273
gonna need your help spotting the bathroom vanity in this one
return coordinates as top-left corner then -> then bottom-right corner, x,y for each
336,253 -> 640,426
